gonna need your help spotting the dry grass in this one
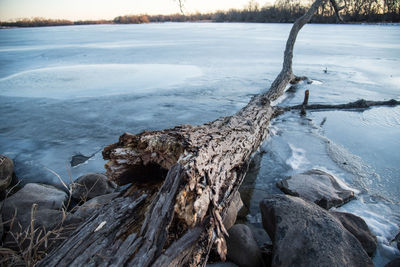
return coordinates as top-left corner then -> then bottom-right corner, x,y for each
1,204 -> 77,266
0,167 -> 85,266
0,247 -> 24,266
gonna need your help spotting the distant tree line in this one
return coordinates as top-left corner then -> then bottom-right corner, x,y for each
312,0 -> 400,22
0,18 -> 75,27
113,15 -> 150,24
210,0 -> 399,23
1,0 -> 399,27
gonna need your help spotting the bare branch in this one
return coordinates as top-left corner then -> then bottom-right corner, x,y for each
175,0 -> 185,15
329,0 -> 345,22
283,98 -> 400,112
265,0 -> 326,101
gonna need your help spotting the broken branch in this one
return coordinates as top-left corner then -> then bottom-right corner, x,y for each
283,98 -> 400,112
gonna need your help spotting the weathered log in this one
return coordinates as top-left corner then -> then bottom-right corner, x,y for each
39,0 -> 344,266
39,164 -> 184,266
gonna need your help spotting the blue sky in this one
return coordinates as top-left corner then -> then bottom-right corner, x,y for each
0,0 -> 274,21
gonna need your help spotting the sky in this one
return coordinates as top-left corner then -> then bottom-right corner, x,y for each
0,0 -> 275,21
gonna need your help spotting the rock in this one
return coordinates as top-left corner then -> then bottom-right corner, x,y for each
385,258 -> 400,267
0,155 -> 14,196
276,169 -> 354,209
74,192 -> 119,219
394,232 -> 400,251
331,211 -> 377,256
247,223 -> 272,248
1,183 -> 69,250
206,262 -> 239,267
70,153 -> 92,167
223,191 -> 243,230
260,243 -> 274,267
71,173 -> 117,202
260,194 -> 373,267
0,215 -> 3,241
0,248 -> 25,267
1,183 -> 67,223
12,209 -> 65,232
226,224 -> 264,267
3,208 -> 83,251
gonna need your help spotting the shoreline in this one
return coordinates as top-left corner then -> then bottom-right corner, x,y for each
1,21 -> 400,29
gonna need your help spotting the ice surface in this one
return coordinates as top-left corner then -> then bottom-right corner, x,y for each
252,110 -> 400,266
0,23 -> 399,266
0,64 -> 202,98
311,107 -> 400,202
337,196 -> 400,266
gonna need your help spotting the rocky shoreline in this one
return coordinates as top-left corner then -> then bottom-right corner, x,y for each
1,154 -> 399,266
0,155 -> 119,266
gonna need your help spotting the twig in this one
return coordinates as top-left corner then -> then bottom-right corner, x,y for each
26,204 -> 38,265
44,167 -> 68,192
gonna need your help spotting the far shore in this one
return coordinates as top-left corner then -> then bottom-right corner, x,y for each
1,20 -> 400,30
1,3 -> 399,28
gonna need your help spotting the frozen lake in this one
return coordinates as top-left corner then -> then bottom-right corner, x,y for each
0,23 -> 399,265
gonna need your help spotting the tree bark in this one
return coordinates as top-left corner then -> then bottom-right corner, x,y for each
39,0 -> 343,266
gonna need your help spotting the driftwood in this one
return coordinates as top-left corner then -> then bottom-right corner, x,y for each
39,0 -> 369,266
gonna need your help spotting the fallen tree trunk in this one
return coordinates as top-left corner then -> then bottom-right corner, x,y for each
39,0 -> 345,266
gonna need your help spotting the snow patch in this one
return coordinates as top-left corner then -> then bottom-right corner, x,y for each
286,143 -> 309,170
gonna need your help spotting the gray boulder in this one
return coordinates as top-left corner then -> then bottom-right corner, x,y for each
74,192 -> 119,219
0,155 -> 14,196
394,232 -> 400,251
206,262 -> 239,267
71,173 -> 116,202
10,209 -> 65,233
3,208 -> 82,251
331,211 -> 377,256
226,224 -> 264,267
277,169 -> 354,209
1,183 -> 68,250
223,191 -> 243,230
0,215 -> 3,241
385,258 -> 400,267
260,194 -> 373,267
1,183 -> 67,223
247,223 -> 272,248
